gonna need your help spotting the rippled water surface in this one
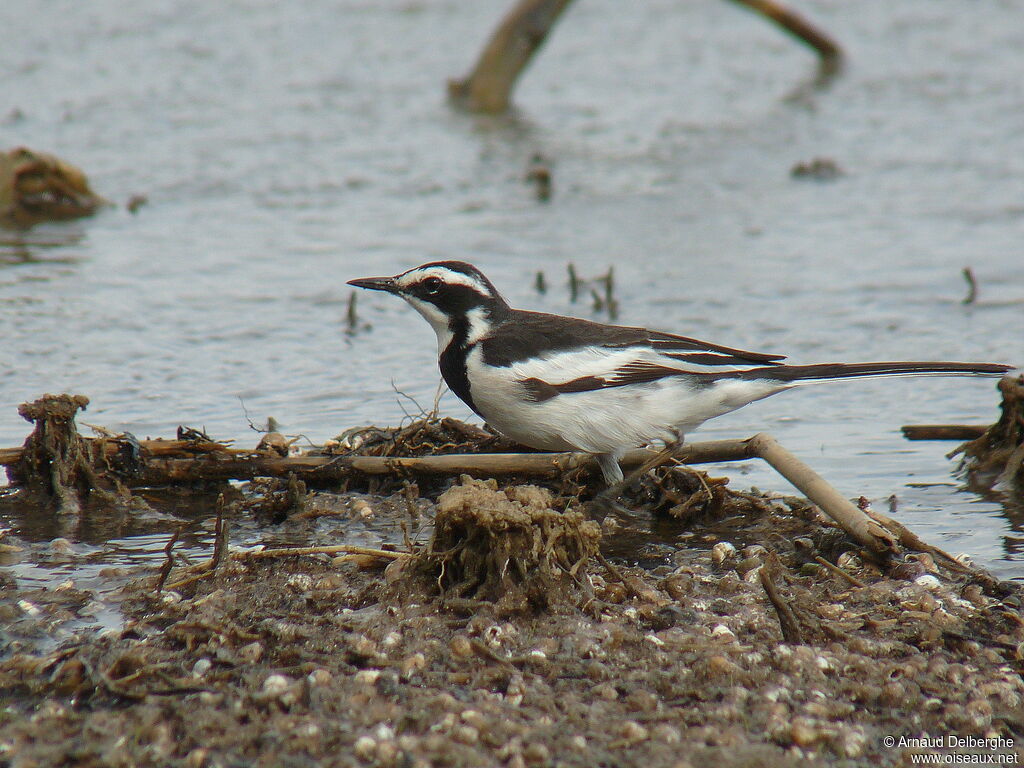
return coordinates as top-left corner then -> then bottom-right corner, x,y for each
1,0 -> 1022,576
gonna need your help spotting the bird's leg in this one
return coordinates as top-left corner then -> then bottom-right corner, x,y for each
595,453 -> 624,486
589,434 -> 689,519
588,452 -> 633,520
620,441 -> 680,488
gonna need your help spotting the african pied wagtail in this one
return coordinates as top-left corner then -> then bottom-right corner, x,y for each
349,261 -> 1013,484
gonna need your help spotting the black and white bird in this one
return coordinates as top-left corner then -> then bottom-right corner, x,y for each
349,261 -> 1012,484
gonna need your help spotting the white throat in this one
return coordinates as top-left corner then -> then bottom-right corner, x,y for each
405,297 -> 452,353
404,300 -> 493,355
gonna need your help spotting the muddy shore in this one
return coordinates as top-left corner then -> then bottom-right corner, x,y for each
2,438 -> 1023,768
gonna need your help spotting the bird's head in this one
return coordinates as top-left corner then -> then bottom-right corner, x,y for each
348,261 -> 509,347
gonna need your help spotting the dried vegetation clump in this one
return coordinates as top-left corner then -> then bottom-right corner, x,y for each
402,476 -> 600,612
0,147 -> 107,228
327,417 -> 518,459
11,394 -> 105,515
956,373 -> 1024,493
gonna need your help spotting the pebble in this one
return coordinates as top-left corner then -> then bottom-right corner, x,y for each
618,720 -> 649,744
238,641 -> 264,664
354,669 -> 382,686
307,668 -> 332,686
837,552 -> 862,569
653,724 -> 681,744
285,573 -> 313,592
711,624 -> 737,643
449,635 -> 473,658
353,736 -> 377,761
48,538 -> 76,556
452,725 -> 479,745
351,499 -> 375,519
261,674 -> 292,696
710,542 -> 736,566
522,742 -> 550,765
461,710 -> 485,728
789,717 -> 823,747
401,653 -> 426,677
593,683 -> 618,701
383,557 -> 408,583
705,654 -> 740,677
914,575 -> 941,590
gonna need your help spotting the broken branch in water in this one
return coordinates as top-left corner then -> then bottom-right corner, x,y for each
727,0 -> 842,61
450,0 -> 842,114
744,433 -> 897,556
962,267 -> 978,305
448,0 -> 576,113
901,425 -> 988,441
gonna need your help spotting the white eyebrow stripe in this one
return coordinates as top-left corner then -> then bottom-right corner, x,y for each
396,267 -> 491,295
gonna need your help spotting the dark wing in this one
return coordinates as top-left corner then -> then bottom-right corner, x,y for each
480,310 -> 785,368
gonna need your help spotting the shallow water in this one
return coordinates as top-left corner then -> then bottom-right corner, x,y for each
1,0 -> 1022,578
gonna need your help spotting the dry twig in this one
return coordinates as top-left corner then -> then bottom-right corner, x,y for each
759,556 -> 804,644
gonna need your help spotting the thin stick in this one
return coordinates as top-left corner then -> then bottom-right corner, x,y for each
901,424 -> 987,441
235,544 -> 407,561
163,569 -> 216,593
211,495 -> 228,569
813,555 -> 866,588
962,267 -> 978,305
155,526 -> 184,593
727,0 -> 842,60
759,560 -> 804,644
161,545 -> 408,592
595,552 -> 642,601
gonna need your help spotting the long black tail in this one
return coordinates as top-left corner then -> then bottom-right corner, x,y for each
735,361 -> 1013,383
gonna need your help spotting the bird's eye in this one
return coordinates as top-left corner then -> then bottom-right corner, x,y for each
422,277 -> 442,294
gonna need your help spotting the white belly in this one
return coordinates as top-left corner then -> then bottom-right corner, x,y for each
464,347 -> 787,454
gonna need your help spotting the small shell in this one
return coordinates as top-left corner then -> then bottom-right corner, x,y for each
261,674 -> 292,696
711,542 -> 736,566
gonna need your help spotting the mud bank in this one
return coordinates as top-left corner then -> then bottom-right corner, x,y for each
2,460 -> 1023,767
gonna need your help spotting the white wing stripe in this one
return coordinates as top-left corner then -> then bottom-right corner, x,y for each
509,345 -> 753,385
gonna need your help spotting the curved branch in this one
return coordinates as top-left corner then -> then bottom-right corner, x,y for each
448,0 -> 577,113
727,0 -> 843,62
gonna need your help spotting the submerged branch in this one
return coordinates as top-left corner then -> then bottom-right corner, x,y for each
727,0 -> 842,61
901,424 -> 988,441
449,0 -> 842,114
448,0 -> 576,113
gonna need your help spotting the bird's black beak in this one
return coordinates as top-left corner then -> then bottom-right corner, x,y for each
347,275 -> 400,294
